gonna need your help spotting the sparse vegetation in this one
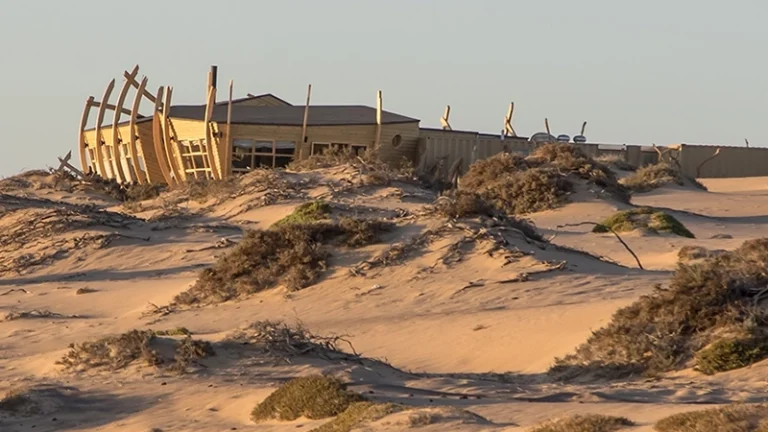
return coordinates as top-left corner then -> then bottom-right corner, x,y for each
58,329 -> 213,372
593,207 -> 695,238
273,201 -> 332,226
551,238 -> 768,379
695,336 -> 768,375
173,217 -> 392,306
460,144 -> 628,215
311,402 -> 402,432
0,388 -> 41,416
251,375 -> 364,422
596,154 -> 637,172
530,414 -> 634,432
124,183 -> 164,202
654,404 -> 768,432
621,162 -> 707,192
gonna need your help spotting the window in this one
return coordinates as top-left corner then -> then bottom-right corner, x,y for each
231,138 -> 296,171
391,134 -> 402,148
311,142 -> 368,156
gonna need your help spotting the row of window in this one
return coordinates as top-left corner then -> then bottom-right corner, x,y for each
230,139 -> 369,170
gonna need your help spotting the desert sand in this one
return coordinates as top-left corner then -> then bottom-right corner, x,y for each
1,167 -> 767,431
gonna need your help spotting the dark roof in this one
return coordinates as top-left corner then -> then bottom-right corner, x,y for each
215,93 -> 292,107
168,104 -> 419,126
420,127 -> 529,141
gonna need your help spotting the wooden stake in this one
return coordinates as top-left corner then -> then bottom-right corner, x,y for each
441,105 -> 452,130
204,85 -> 221,180
300,84 -> 311,159
581,121 -> 587,136
375,90 -> 382,149
225,79 -> 234,177
545,118 -> 551,136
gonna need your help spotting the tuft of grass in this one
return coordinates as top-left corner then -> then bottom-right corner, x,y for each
593,207 -> 695,238
551,238 -> 768,379
174,217 -> 392,306
251,375 -> 365,423
310,402 -> 401,432
654,404 -> 768,432
695,336 -> 768,375
460,144 -> 627,216
530,414 -> 635,432
153,327 -> 192,336
274,201 -> 332,227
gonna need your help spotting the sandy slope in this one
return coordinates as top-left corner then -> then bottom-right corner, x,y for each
2,169 -> 768,431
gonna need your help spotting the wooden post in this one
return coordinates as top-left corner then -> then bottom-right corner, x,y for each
128,77 -> 149,184
441,105 -> 452,130
78,96 -> 95,173
375,90 -> 382,150
503,102 -> 516,137
210,65 -> 218,103
545,118 -> 551,136
152,86 -> 175,185
225,79 -> 233,177
94,79 -> 116,179
299,84 -> 311,159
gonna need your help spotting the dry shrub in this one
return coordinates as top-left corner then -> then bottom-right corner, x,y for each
58,330 -> 213,372
460,144 -> 627,215
311,402 -> 402,432
124,183 -> 164,202
551,238 -> 768,380
531,414 -> 634,432
0,388 -> 41,416
251,375 -> 365,422
289,146 -> 383,171
654,404 -> 768,432
174,218 -> 392,306
596,154 -> 637,172
678,245 -> 725,262
593,207 -> 695,238
621,162 -> 707,192
178,177 -> 239,204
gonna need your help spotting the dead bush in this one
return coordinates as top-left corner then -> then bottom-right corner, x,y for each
0,388 -> 41,416
289,146 -> 384,172
460,144 -> 627,215
435,191 -> 494,219
57,329 -> 214,372
124,183 -> 164,202
530,414 -> 634,432
621,162 -> 707,192
654,404 -> 768,432
596,154 -> 637,172
173,217 -> 392,306
178,177 -> 239,204
551,238 -> 768,380
251,375 -> 365,422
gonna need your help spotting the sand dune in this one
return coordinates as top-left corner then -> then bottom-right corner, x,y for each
2,164 -> 768,431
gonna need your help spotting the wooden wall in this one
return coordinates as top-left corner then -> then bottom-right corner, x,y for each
679,144 -> 768,178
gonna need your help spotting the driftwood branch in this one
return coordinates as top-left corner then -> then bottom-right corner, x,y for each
452,261 -> 567,297
556,222 -> 644,270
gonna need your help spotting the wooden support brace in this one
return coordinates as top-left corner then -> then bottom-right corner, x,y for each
129,77 -> 149,184
441,105 -> 452,131
93,79 -> 116,178
225,80 -> 234,177
503,102 -> 516,137
152,86 -> 175,185
299,84 -> 311,159
79,96 -> 95,173
124,69 -> 159,105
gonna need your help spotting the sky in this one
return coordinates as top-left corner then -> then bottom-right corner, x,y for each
0,0 -> 766,176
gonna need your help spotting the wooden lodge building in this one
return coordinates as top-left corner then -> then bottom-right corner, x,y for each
78,65 -> 531,186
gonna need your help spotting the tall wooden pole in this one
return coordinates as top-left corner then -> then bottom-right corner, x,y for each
375,90 -> 382,150
300,84 -> 311,159
225,80 -> 233,177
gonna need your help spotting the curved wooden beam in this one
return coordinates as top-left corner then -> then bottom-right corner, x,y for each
204,86 -> 221,180
79,96 -> 95,174
162,87 -> 186,182
129,77 -> 149,184
110,69 -> 136,183
94,79 -> 116,178
503,102 -> 516,137
152,86 -> 175,185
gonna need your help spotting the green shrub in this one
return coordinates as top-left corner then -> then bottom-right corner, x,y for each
530,414 -> 634,432
654,404 -> 768,432
695,336 -> 768,375
310,402 -> 401,432
593,207 -> 695,238
274,201 -> 332,226
551,238 -> 768,379
251,375 -> 364,422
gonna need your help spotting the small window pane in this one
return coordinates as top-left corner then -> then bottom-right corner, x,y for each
275,156 -> 292,168
275,141 -> 295,155
234,139 -> 254,149
254,141 -> 272,153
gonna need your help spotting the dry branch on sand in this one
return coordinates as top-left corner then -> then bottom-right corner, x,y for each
3,309 -> 82,321
551,238 -> 768,380
557,222 -> 644,270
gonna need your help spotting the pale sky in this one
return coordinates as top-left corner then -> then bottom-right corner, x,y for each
0,0 -> 766,176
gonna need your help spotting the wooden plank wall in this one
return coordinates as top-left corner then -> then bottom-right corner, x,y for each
679,144 -> 768,178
